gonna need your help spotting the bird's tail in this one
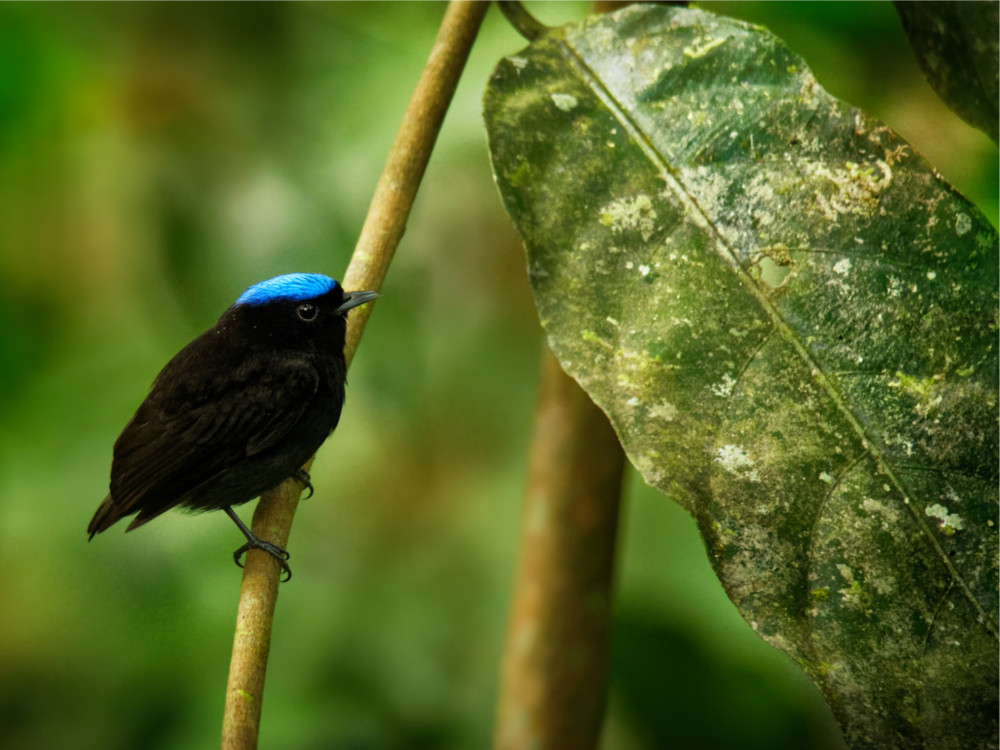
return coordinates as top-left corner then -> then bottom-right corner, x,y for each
87,495 -> 119,539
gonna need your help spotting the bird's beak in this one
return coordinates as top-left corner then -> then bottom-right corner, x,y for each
336,290 -> 379,314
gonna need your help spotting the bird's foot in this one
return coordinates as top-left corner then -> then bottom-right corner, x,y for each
223,505 -> 293,581
233,538 -> 292,582
293,468 -> 314,499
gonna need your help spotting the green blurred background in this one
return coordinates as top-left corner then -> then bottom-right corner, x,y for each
0,3 -> 994,749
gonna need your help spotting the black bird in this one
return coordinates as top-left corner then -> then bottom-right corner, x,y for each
88,273 -> 377,580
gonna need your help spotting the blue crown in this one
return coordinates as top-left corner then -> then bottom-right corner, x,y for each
235,273 -> 340,307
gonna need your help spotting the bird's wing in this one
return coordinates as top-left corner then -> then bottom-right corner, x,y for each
179,358 -> 321,457
107,356 -> 320,518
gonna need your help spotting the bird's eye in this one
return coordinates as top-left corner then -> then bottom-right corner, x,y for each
296,303 -> 318,321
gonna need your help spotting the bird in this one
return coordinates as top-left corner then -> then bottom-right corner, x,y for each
87,273 -> 378,581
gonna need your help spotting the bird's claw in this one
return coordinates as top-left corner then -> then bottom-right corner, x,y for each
234,539 -> 292,582
293,468 -> 314,499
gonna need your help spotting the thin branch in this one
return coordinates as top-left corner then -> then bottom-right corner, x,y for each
220,3 -> 489,748
498,1 -> 550,42
494,347 -> 627,750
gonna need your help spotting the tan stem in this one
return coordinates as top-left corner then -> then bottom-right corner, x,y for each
341,0 -> 489,364
220,3 -> 489,748
494,347 -> 627,750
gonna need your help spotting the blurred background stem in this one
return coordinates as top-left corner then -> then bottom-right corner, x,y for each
492,5 -> 630,744
494,347 -> 627,749
220,3 -> 489,748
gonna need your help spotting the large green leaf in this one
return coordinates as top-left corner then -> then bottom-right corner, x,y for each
484,5 -> 998,748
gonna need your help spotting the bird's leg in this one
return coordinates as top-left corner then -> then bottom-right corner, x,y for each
292,467 -> 314,499
224,506 -> 292,582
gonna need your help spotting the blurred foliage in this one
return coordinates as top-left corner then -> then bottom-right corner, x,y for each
0,3 -> 993,749
894,1 -> 999,143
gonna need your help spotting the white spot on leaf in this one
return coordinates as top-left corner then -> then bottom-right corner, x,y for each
925,503 -> 964,535
600,194 -> 658,241
648,401 -> 678,421
551,93 -> 579,112
887,275 -> 902,298
710,373 -> 736,398
715,444 -> 760,482
833,258 -> 852,276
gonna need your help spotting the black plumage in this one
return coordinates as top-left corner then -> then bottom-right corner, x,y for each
88,273 -> 377,580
